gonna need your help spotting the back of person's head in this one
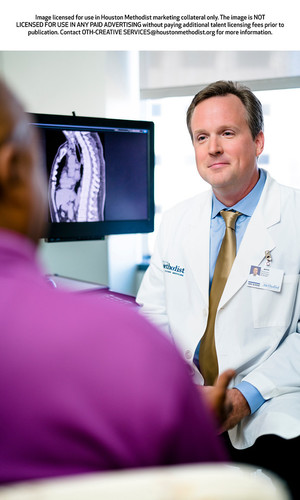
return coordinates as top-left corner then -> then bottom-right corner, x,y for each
0,80 -> 25,142
186,80 -> 264,141
0,79 -> 47,243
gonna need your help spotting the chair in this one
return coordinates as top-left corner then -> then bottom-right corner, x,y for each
0,463 -> 292,500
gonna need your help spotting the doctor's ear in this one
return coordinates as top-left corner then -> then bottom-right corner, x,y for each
255,130 -> 264,158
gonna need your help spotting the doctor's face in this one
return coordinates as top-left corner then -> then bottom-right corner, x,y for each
190,94 -> 264,205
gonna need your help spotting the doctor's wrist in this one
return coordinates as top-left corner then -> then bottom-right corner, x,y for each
234,381 -> 266,414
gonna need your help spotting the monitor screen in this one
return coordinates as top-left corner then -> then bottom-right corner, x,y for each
29,113 -> 155,242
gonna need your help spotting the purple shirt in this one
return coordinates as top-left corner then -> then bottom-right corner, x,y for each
0,229 -> 227,483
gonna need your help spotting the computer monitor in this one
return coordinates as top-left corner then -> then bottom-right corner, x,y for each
29,113 -> 155,242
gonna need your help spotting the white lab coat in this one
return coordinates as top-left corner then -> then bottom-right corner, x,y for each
137,172 -> 300,449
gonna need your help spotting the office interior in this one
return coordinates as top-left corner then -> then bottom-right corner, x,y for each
0,50 -> 299,298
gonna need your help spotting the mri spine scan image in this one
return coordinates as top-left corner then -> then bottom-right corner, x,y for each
49,130 -> 106,223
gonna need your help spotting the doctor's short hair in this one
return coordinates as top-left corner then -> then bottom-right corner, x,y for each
186,80 -> 264,141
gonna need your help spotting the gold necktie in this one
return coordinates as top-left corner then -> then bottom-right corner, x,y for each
199,210 -> 241,385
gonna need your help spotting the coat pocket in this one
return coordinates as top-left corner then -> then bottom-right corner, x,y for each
251,274 -> 299,328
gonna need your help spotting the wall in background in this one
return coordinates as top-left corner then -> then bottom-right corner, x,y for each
140,51 -> 300,98
1,50 -> 300,295
0,51 -> 142,293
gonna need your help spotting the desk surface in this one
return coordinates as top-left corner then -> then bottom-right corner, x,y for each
46,274 -> 137,306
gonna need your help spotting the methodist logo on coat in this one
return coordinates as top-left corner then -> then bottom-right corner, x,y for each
163,261 -> 185,277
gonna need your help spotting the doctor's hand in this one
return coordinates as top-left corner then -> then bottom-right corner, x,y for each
220,388 -> 251,432
198,369 -> 236,427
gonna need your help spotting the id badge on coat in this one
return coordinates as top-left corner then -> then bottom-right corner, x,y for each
247,265 -> 284,293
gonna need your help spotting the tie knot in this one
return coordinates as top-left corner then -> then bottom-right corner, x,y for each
220,210 -> 241,230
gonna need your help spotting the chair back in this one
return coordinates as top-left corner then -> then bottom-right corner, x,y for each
0,464 -> 292,500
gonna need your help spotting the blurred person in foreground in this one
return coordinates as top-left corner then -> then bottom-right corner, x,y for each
0,79 -> 232,484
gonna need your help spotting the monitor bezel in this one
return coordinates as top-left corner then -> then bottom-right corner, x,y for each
28,112 -> 155,242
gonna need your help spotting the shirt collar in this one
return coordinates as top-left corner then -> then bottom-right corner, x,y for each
212,168 -> 267,219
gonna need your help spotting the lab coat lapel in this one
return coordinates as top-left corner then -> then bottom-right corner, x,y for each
184,190 -> 212,308
219,174 -> 280,308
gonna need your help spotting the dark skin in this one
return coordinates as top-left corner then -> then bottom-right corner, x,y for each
199,369 -> 237,428
0,78 -> 235,425
201,376 -> 250,431
0,81 -> 47,243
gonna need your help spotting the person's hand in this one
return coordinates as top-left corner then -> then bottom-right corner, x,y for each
198,369 -> 235,427
220,388 -> 251,432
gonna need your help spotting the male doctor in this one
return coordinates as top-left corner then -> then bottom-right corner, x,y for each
137,80 -> 300,497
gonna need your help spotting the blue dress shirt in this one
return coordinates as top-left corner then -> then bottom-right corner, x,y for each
194,169 -> 267,414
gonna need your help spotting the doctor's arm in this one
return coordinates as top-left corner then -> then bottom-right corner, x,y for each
222,319 -> 300,430
242,327 -> 300,399
136,223 -> 171,335
241,266 -> 300,399
136,258 -> 170,333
